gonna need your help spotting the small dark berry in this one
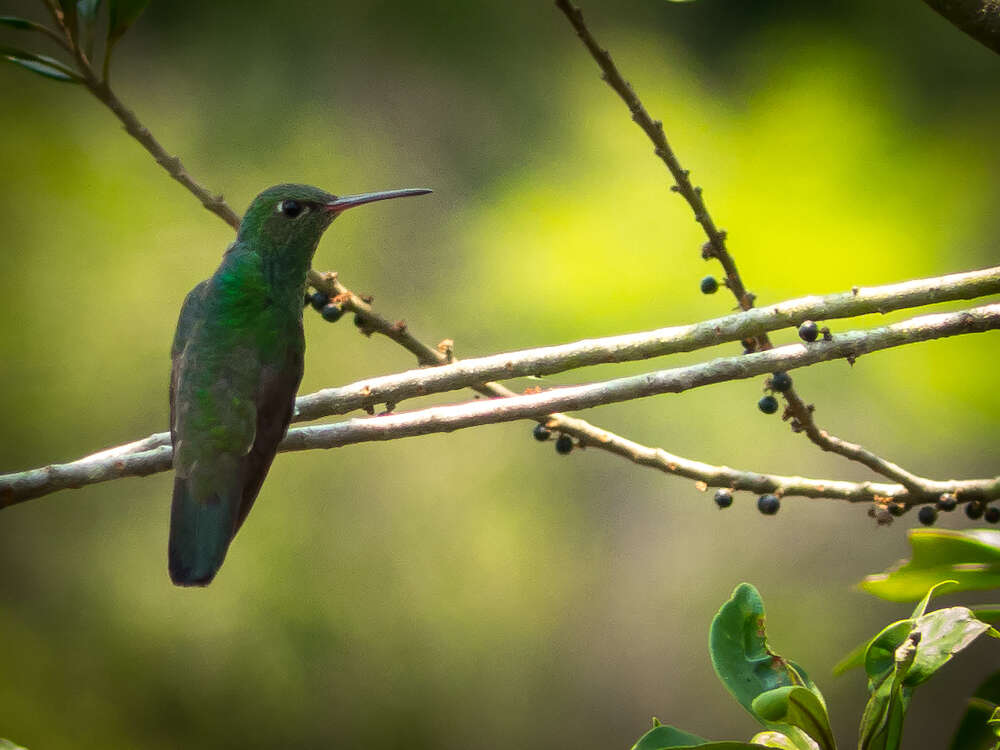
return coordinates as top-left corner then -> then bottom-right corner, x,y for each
798,320 -> 819,342
310,291 -> 330,312
555,434 -> 574,454
770,372 -> 792,392
714,489 -> 733,509
985,506 -> 1000,524
321,304 -> 343,323
917,506 -> 937,526
758,395 -> 779,414
888,503 -> 905,517
936,493 -> 957,512
966,502 -> 984,520
757,494 -> 780,515
700,276 -> 719,294
533,424 -> 551,442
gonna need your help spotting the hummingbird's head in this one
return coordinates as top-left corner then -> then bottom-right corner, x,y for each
238,183 -> 431,256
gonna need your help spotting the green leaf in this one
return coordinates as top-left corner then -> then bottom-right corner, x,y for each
859,633 -> 919,750
974,608 -> 1000,626
632,725 -> 709,750
0,47 -> 81,82
858,675 -> 911,750
910,579 -> 958,619
709,584 -> 826,750
750,733 -> 801,750
904,607 -> 998,686
77,0 -> 102,24
863,620 -> 913,686
837,590 -> 997,678
76,0 -> 102,58
949,698 -> 1000,750
751,686 -> 836,750
0,740 -> 29,750
861,530 -> 1000,602
0,16 -> 51,33
108,0 -> 150,44
831,639 -> 868,677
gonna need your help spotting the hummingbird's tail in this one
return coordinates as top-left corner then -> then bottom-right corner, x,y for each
168,474 -> 240,586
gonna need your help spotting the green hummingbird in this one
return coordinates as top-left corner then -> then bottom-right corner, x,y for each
169,183 -> 431,586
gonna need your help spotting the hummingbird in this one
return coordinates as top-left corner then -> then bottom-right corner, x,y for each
169,183 -> 431,586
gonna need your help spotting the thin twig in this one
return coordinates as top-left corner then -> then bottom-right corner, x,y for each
4,303 -> 998,505
921,0 -> 1000,55
40,0 -> 242,230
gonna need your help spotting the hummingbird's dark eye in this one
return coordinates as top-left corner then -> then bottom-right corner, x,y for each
279,199 -> 303,218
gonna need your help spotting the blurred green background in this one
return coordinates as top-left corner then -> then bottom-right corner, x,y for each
1,0 -> 999,747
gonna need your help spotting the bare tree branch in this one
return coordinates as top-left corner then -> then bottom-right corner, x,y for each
4,266 -> 996,486
922,0 -> 1000,55
4,304 -> 997,506
294,265 -> 1000,419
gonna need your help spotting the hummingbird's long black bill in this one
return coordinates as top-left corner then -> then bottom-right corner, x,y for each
325,188 -> 432,213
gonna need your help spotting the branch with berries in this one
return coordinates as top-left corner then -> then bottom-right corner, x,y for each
2,0 -> 999,530
551,0 -> 1000,517
3,301 -> 999,510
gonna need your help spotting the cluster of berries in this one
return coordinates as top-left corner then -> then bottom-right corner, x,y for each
713,489 -> 781,515
305,291 -> 344,322
914,494 -> 1000,526
532,423 -> 575,454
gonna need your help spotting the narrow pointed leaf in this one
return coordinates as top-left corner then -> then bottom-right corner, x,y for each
861,530 -> 1000,602
949,670 -> 1000,750
77,0 -> 101,24
108,0 -> 150,44
911,579 -> 958,619
0,16 -> 51,33
751,686 -> 836,750
76,0 -> 101,57
988,707 -> 1000,735
1,47 -> 81,82
831,638 -> 868,677
0,741 -> 29,750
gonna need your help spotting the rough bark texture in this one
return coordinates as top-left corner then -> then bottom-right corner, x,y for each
923,0 -> 1000,54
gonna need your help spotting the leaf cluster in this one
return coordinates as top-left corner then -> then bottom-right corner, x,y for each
633,530 -> 1000,750
1,0 -> 149,83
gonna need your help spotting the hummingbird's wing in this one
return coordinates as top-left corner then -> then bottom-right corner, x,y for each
169,280 -> 209,431
233,336 -> 304,532
168,281 -> 260,586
